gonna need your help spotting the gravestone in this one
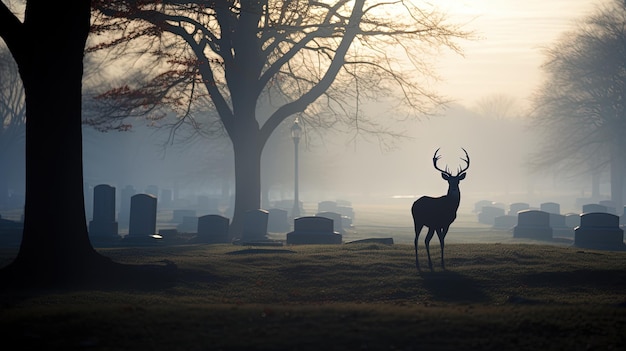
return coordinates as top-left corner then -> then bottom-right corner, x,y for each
316,211 -> 344,234
286,216 -> 342,245
88,184 -> 120,242
513,210 -> 552,241
508,202 -> 530,216
318,201 -> 338,213
177,216 -> 198,233
336,205 -> 355,221
194,214 -> 230,244
337,199 -> 352,207
268,208 -> 290,233
599,200 -> 616,214
621,206 -> 626,226
548,213 -> 573,238
582,203 -> 608,214
473,200 -> 493,213
172,209 -> 196,223
540,202 -> 560,215
342,215 -> 353,229
241,209 -> 269,242
575,212 -> 625,250
128,194 -> 158,237
565,213 -> 581,229
478,206 -> 505,225
493,215 -> 517,230
119,185 -> 136,228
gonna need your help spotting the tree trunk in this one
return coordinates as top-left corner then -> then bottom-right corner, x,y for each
610,143 -> 624,211
591,170 -> 601,200
0,173 -> 7,209
2,1 -> 111,285
229,134 -> 263,238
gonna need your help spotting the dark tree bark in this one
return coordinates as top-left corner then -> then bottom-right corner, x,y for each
0,1 -> 109,286
229,122 -> 264,236
0,1 -> 177,288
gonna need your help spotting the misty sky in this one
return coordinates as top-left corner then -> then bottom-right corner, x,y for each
434,0 -> 604,107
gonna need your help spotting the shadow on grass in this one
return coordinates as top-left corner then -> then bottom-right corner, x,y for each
0,257 -> 180,294
419,270 -> 490,303
225,248 -> 297,255
520,269 -> 626,291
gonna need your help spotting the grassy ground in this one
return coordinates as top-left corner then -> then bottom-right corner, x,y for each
1,238 -> 625,350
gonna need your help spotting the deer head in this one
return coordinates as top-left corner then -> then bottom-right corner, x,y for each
433,148 -> 470,195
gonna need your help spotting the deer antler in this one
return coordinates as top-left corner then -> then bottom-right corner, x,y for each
457,148 -> 470,175
433,148 -> 452,176
433,148 -> 470,176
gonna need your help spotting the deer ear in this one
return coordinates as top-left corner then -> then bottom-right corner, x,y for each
458,173 -> 466,180
441,173 -> 450,180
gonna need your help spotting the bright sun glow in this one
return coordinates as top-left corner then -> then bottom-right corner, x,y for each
417,0 -> 607,108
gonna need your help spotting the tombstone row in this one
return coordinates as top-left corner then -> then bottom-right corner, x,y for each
474,199 -> 625,250
510,210 -> 624,250
477,199 -> 626,227
88,184 -> 349,246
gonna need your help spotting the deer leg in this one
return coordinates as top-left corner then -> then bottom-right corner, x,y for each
424,227 -> 435,271
413,224 -> 423,272
436,227 -> 447,270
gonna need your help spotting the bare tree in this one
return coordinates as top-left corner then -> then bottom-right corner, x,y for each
88,0 -> 470,236
528,0 -> 626,208
473,94 -> 519,120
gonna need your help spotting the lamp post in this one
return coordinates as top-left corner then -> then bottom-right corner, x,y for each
291,117 -> 302,218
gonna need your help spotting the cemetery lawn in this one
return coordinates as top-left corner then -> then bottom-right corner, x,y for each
1,242 -> 625,350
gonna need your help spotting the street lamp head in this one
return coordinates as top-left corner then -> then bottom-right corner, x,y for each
291,117 -> 302,140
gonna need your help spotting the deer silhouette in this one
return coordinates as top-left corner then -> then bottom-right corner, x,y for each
411,148 -> 470,272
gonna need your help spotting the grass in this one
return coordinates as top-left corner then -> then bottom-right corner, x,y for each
1,236 -> 626,350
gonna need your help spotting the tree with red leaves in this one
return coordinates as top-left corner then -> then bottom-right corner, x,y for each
90,0 -> 468,237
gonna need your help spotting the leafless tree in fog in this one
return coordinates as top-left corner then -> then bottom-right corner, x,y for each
528,0 -> 626,209
88,0 -> 471,236
474,94 -> 519,120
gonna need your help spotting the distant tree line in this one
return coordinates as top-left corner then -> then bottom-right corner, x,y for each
529,0 -> 626,209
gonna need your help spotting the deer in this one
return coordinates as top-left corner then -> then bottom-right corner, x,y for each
411,148 -> 470,272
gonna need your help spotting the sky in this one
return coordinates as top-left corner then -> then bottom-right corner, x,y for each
432,0 -> 607,108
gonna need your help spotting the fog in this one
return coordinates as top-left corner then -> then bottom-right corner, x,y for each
78,100 -> 600,232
